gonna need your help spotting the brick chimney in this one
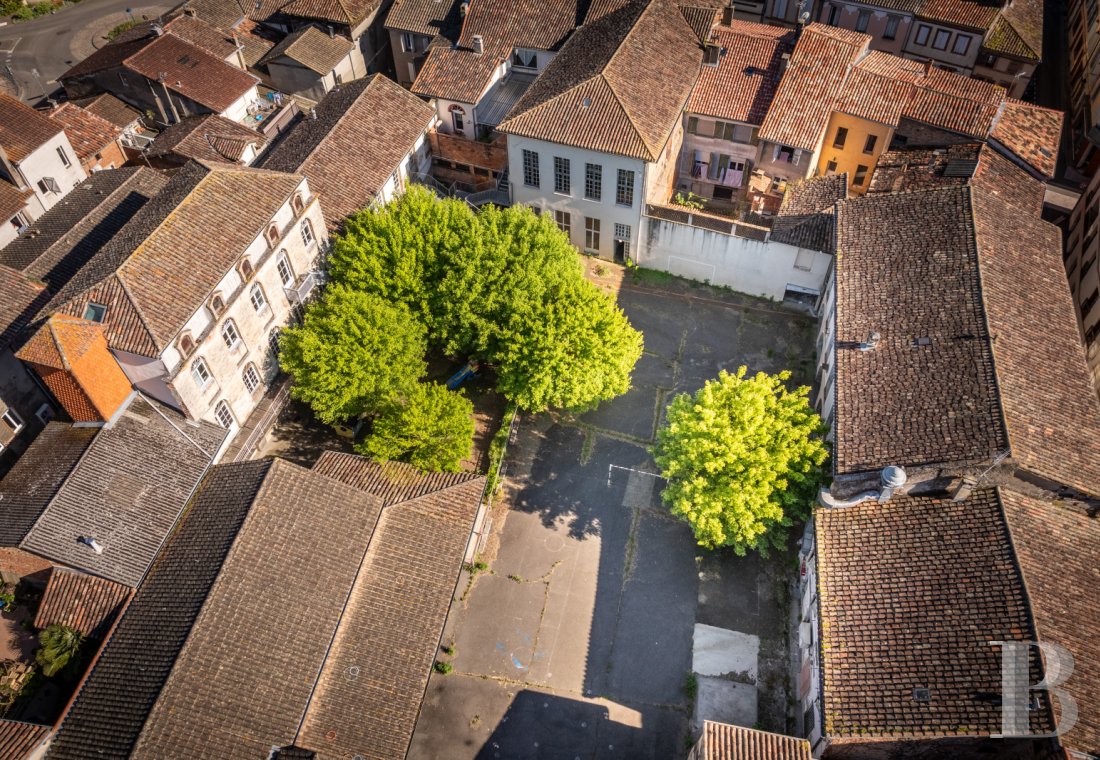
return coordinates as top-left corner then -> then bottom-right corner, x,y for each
17,314 -> 133,423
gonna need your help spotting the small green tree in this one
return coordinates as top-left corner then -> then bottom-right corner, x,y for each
279,286 -> 427,424
653,367 -> 829,555
36,624 -> 83,677
358,382 -> 475,472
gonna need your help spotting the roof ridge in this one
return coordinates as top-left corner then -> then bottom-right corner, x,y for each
48,316 -> 72,371
384,471 -> 487,508
598,72 -> 658,159
297,76 -> 377,164
112,270 -> 164,351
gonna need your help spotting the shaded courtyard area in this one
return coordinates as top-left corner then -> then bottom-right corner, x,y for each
409,275 -> 817,759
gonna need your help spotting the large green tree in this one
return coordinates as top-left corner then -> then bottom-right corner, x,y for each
653,367 -> 829,555
279,286 -> 427,424
358,382 -> 475,472
327,191 -> 644,413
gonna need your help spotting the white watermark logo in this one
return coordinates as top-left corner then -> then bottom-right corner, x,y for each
990,641 -> 1077,739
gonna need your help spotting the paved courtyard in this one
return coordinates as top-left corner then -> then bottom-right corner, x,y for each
408,282 -> 817,760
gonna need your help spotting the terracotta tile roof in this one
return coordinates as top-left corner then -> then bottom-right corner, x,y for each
14,396 -> 226,586
44,161 -> 305,356
676,1 -> 723,41
769,173 -> 846,253
261,75 -> 433,224
868,143 -> 1045,216
124,33 -> 258,113
179,0 -> 256,29
687,20 -> 794,125
0,92 -> 62,163
758,24 -> 868,151
457,0 -> 580,52
411,44 -> 502,102
983,0 -> 1042,59
970,188 -> 1100,496
0,422 -> 96,546
300,454 -> 484,758
917,0 -> 1000,31
1001,490 -> 1100,756
815,490 -> 1049,739
147,113 -> 267,164
46,103 -> 125,165
0,720 -> 48,760
384,0 -> 462,36
34,567 -> 132,638
259,25 -> 353,73
499,0 -> 702,162
0,264 -> 47,349
833,185 -> 1100,493
989,98 -> 1062,178
71,93 -> 143,129
50,456 -> 482,760
60,27 -> 164,79
17,312 -> 107,370
695,721 -> 811,759
0,179 -> 30,224
279,0 -> 378,26
313,450 -> 481,504
47,460 -> 280,760
163,13 -> 239,58
131,459 -> 383,759
833,187 -> 1007,474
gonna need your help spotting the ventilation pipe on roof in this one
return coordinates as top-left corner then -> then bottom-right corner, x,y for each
818,467 -> 907,509
471,34 -> 484,55
79,536 -> 104,554
327,24 -> 334,38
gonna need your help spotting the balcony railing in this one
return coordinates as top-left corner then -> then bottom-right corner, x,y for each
284,271 -> 322,304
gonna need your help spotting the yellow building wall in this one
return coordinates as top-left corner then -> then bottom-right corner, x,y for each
814,113 -> 893,195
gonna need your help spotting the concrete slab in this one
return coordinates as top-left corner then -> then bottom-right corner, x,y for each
450,574 -> 547,679
581,382 -> 660,441
695,676 -> 758,729
692,624 -> 759,680
617,288 -> 687,360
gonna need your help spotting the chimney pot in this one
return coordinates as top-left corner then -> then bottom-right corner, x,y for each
471,34 -> 483,55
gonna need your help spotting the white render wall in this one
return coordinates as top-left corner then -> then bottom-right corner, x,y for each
165,179 -> 326,433
508,134 -> 649,260
634,212 -> 832,301
17,132 -> 88,218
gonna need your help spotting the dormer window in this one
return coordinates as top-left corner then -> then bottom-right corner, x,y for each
210,295 -> 226,316
291,193 -> 305,214
179,333 -> 196,356
239,258 -> 254,280
266,224 -> 280,248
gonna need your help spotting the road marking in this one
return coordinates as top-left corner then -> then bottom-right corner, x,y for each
606,463 -> 665,489
0,37 -> 19,55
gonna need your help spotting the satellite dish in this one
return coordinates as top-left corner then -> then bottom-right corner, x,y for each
799,10 -> 810,23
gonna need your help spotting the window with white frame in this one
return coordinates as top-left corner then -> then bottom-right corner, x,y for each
214,400 -> 235,429
614,223 -> 631,241
554,157 -> 570,194
1,408 -> 23,436
616,169 -> 634,207
554,209 -> 571,237
277,253 -> 294,286
584,217 -> 600,252
242,363 -> 261,393
250,284 -> 268,313
221,319 -> 241,350
401,32 -> 416,52
192,358 -> 212,389
584,163 -> 602,201
300,219 -> 315,247
452,109 -> 464,132
35,403 -> 54,426
522,149 -> 540,187
56,146 -> 71,167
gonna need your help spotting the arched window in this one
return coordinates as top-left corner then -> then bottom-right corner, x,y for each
221,319 -> 241,350
291,193 -> 305,214
300,218 -> 315,247
210,294 -> 226,316
268,328 -> 281,357
276,253 -> 294,286
250,284 -> 267,313
266,224 -> 280,247
242,363 -> 261,394
179,333 -> 195,356
214,400 -> 235,429
239,258 -> 254,280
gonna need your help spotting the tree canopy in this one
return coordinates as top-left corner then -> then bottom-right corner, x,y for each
278,286 -> 426,424
327,187 -> 642,413
37,624 -> 83,677
357,382 -> 475,472
652,367 -> 829,555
